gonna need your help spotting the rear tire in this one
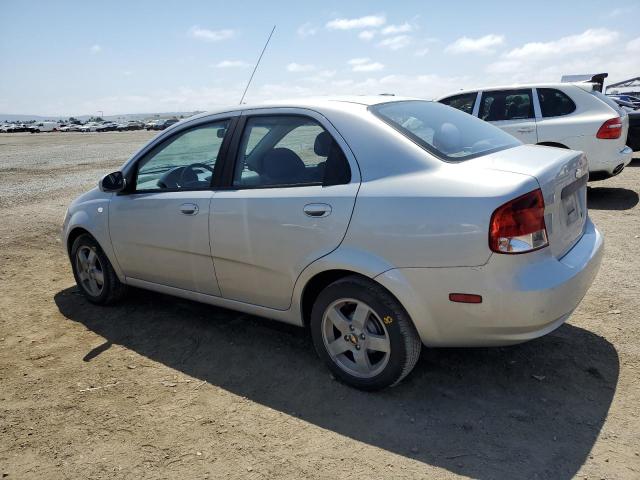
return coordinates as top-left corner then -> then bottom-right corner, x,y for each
310,275 -> 421,390
70,234 -> 127,305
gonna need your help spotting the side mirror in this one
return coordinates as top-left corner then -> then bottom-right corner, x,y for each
99,171 -> 126,192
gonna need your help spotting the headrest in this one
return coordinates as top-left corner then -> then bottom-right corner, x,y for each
314,131 -> 332,156
262,148 -> 305,182
433,122 -> 462,155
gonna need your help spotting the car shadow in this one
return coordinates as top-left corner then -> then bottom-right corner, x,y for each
54,287 -> 618,480
587,186 -> 639,210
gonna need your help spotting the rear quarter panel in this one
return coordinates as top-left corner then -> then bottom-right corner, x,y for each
340,163 -> 539,270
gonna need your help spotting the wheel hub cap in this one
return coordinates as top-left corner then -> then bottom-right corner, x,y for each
76,246 -> 104,297
321,298 -> 391,379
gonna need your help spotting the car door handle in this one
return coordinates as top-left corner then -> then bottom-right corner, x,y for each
179,203 -> 199,215
303,203 -> 332,218
517,127 -> 535,133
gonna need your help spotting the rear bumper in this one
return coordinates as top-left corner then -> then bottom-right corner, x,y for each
588,145 -> 633,176
375,218 -> 604,347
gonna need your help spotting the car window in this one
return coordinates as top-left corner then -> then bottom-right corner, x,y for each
135,120 -> 229,191
439,92 -> 477,115
233,115 -> 350,187
537,88 -> 576,117
480,89 -> 534,121
371,100 -> 520,162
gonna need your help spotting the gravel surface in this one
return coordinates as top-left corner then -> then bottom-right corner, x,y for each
0,132 -> 639,479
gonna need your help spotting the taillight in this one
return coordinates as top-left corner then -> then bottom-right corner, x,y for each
596,117 -> 622,139
489,189 -> 548,254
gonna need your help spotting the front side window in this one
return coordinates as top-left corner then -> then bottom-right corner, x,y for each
233,115 -> 350,187
480,89 -> 534,121
439,92 -> 478,115
135,120 -> 229,191
537,88 -> 576,117
371,100 -> 520,162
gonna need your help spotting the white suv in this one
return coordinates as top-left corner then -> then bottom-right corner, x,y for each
438,83 -> 633,180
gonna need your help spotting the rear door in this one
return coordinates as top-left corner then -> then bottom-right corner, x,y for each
479,89 -> 538,144
211,109 -> 360,310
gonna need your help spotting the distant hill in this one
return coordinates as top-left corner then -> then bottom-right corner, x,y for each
0,112 -> 203,122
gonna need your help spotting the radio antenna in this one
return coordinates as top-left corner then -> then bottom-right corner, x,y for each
239,25 -> 276,105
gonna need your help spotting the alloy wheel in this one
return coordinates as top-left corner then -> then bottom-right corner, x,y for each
321,298 -> 391,378
75,245 -> 104,296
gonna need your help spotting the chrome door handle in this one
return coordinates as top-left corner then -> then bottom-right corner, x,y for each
303,203 -> 332,218
517,127 -> 534,133
179,203 -> 199,215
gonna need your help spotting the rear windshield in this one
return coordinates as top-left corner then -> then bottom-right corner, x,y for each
370,100 -> 521,162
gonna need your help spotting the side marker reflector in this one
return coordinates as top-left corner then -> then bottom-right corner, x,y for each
449,293 -> 482,304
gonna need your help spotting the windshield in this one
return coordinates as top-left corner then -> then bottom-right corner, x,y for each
370,100 -> 521,162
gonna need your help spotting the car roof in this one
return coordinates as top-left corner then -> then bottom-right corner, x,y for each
438,82 -> 594,99
186,95 -> 422,120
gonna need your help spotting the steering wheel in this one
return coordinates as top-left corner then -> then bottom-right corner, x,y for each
178,162 -> 215,187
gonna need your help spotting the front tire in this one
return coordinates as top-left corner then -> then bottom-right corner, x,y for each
70,234 -> 127,305
310,275 -> 421,390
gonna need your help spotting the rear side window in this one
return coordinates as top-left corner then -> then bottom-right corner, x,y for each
233,115 -> 350,188
439,92 -> 477,115
480,89 -> 534,121
371,100 -> 520,162
537,88 -> 576,117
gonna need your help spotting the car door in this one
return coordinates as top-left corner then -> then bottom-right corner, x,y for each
109,118 -> 233,295
211,110 -> 360,310
478,89 -> 538,144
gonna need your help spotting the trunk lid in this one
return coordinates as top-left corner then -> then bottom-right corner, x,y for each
468,144 -> 589,258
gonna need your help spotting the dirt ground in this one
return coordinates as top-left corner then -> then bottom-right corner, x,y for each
1,131 -> 639,479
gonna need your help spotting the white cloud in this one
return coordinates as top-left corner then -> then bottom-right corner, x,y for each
445,34 -> 505,54
348,58 -> 371,66
304,70 -> 337,84
188,26 -> 235,42
317,69 -> 336,78
359,30 -> 376,41
504,28 -> 618,60
287,62 -> 316,72
377,35 -> 411,50
381,23 -> 412,35
326,15 -> 386,30
351,61 -> 384,72
90,44 -> 101,54
215,60 -> 250,68
353,63 -> 384,72
484,28 -> 637,87
297,22 -> 317,38
626,36 -> 640,52
414,47 -> 430,57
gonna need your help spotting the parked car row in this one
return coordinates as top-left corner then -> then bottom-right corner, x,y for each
0,118 -> 181,133
438,81 -> 635,179
145,118 -> 180,130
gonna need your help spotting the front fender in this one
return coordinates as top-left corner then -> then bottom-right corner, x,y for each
63,195 -> 124,282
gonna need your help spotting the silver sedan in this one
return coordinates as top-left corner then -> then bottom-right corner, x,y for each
62,97 -> 603,390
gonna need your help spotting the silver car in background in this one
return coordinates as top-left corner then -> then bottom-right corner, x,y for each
62,97 -> 603,390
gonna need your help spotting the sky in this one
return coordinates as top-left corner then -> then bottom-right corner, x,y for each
1,0 -> 639,116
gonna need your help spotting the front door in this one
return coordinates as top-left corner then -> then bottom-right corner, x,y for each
211,112 -> 359,310
479,89 -> 538,144
109,119 -> 230,295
